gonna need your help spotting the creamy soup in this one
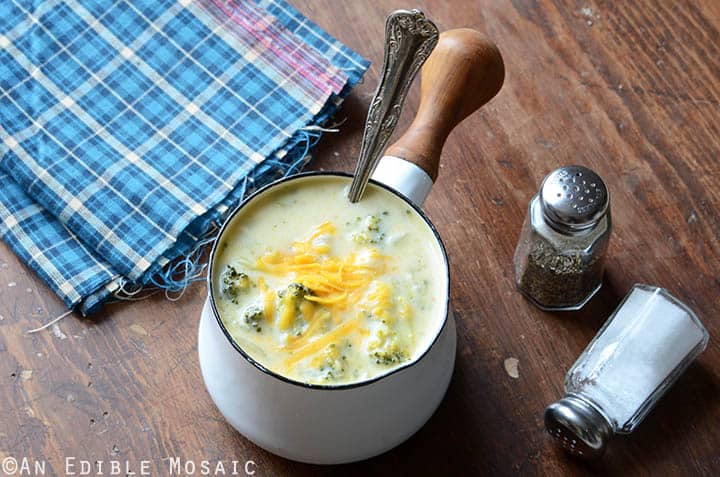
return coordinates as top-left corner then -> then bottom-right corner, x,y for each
213,176 -> 447,385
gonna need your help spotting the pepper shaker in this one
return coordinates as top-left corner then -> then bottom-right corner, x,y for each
545,284 -> 709,458
513,165 -> 611,310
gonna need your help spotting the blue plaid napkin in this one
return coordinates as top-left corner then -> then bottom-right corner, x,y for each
0,0 -> 368,314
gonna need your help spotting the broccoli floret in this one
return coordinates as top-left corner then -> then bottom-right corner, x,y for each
372,349 -> 409,365
280,282 -> 313,299
277,283 -> 314,332
366,215 -> 381,231
352,214 -> 385,244
368,327 -> 409,366
221,265 -> 250,304
317,343 -> 346,381
243,305 -> 264,332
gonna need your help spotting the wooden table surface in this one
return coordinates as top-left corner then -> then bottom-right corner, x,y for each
2,0 -> 719,475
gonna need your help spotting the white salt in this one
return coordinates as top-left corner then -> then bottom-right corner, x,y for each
567,286 -> 707,432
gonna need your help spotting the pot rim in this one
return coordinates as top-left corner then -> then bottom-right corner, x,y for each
207,171 -> 451,390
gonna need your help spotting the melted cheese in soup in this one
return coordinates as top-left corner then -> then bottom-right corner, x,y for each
213,176 -> 447,385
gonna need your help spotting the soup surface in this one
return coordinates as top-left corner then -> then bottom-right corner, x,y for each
213,176 -> 447,385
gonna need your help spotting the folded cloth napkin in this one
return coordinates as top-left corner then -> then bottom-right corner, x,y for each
0,0 -> 368,314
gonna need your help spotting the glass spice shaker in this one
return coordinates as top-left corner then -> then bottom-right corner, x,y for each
545,284 -> 709,458
513,165 -> 611,310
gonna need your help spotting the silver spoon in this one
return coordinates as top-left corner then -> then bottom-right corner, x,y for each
347,9 -> 439,203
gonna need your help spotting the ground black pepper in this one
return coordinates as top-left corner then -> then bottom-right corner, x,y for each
516,237 -> 604,309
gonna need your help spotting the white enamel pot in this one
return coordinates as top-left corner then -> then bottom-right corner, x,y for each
198,29 -> 504,464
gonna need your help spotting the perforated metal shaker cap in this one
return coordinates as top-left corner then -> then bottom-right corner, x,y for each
545,395 -> 613,459
540,166 -> 609,232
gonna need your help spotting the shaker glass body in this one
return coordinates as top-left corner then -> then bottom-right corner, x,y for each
514,195 -> 610,310
565,284 -> 709,433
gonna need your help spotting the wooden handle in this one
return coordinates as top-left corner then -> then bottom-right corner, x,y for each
384,29 -> 505,181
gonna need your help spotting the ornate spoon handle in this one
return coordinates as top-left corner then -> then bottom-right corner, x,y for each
347,9 -> 439,203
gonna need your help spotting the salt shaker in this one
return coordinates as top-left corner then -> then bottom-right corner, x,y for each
513,165 -> 611,310
545,284 -> 709,458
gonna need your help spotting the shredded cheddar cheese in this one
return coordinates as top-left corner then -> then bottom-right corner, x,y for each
284,318 -> 369,368
254,222 -> 387,312
257,278 -> 276,324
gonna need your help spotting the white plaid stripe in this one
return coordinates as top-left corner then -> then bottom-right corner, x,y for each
65,0 -> 263,162
0,120 -> 152,267
0,0 -> 368,311
13,0 -> 239,192
2,4 -> 228,222
0,71 -> 179,259
187,1 -> 327,113
265,0 -> 367,70
1,202 -> 79,304
1,4 -> 233,277
0,0 -> 121,98
3,1 -> 264,271
126,0 -> 291,137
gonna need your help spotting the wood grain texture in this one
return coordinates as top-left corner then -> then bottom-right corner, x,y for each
1,0 -> 719,475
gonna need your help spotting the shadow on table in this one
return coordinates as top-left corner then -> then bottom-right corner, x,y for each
544,267 -> 628,334
284,309 -> 539,475
286,362 -> 505,475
